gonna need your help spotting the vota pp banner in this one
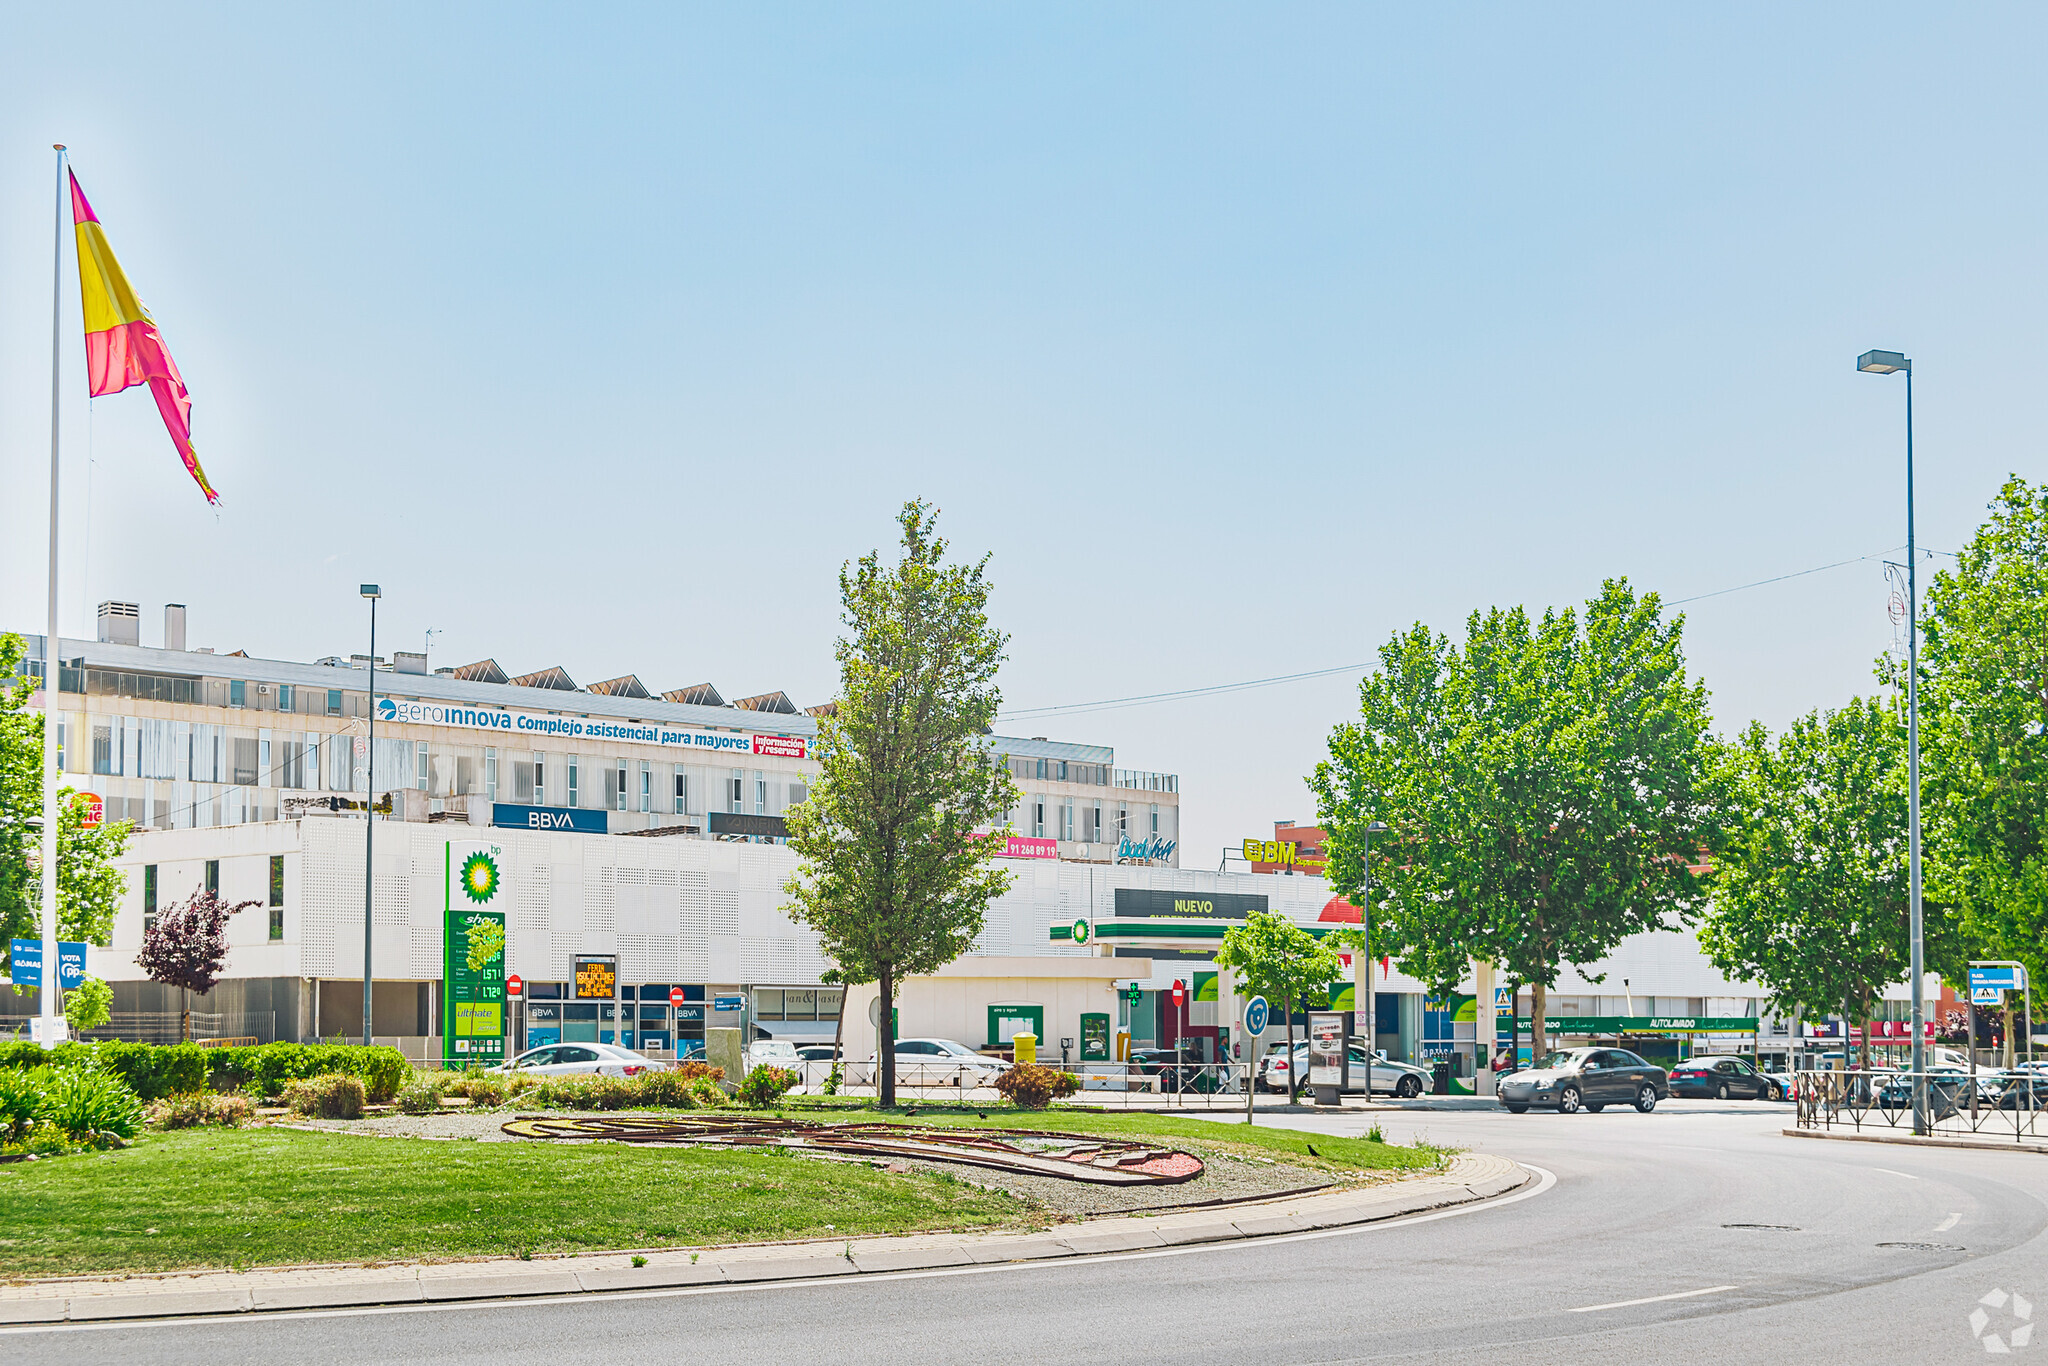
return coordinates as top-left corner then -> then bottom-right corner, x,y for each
376,697 -> 807,759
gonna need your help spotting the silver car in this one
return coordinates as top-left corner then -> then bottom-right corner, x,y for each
1262,1043 -> 1431,1098
495,1042 -> 667,1078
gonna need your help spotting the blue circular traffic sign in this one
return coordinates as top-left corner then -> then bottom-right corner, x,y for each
1245,996 -> 1270,1038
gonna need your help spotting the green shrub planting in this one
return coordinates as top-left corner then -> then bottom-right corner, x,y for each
0,1040 -> 407,1103
284,1074 -> 366,1120
394,1078 -> 442,1115
737,1065 -> 798,1108
145,1092 -> 253,1130
991,1062 -> 1079,1110
40,1067 -> 144,1143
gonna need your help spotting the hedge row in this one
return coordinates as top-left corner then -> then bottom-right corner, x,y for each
0,1040 -> 409,1103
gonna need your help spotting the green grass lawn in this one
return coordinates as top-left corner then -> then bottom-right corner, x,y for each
0,1128 -> 1025,1277
0,1107 -> 1446,1278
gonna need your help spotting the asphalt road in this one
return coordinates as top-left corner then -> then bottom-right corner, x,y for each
20,1099 -> 2046,1364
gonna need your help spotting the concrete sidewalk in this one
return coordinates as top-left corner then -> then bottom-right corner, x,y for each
1784,1126 -> 2048,1157
0,1154 -> 1529,1325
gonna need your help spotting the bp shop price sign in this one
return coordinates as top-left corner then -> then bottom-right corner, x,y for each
443,841 -> 508,1066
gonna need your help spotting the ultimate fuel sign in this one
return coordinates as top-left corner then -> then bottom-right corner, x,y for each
443,841 -> 508,1067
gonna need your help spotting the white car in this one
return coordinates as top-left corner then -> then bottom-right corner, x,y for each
889,1038 -> 1009,1087
1262,1043 -> 1430,1098
496,1042 -> 667,1078
745,1039 -> 803,1072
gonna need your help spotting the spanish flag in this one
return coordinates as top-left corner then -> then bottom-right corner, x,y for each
70,171 -> 217,505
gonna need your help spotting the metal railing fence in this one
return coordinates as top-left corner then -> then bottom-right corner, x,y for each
1793,1067 -> 2048,1142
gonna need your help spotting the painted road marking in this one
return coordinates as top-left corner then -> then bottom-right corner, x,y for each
1870,1167 -> 1920,1180
1569,1285 -> 1739,1314
1936,1213 -> 1961,1232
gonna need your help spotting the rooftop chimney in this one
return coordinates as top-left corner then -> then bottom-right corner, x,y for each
96,601 -> 139,646
164,604 -> 187,652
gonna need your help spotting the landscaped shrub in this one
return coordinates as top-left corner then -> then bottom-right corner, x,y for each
284,1073 -> 366,1119
524,1074 -> 639,1110
0,1066 -> 49,1142
992,1062 -> 1080,1110
632,1069 -> 702,1109
210,1043 -> 409,1103
447,1073 -> 510,1108
146,1092 -> 253,1130
394,1078 -> 442,1115
1,1121 -> 75,1158
687,1076 -> 729,1108
737,1065 -> 797,1108
40,1067 -> 144,1143
0,1041 -> 209,1101
672,1061 -> 724,1085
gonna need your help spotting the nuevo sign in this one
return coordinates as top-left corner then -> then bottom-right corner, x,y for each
1112,888 -> 1268,921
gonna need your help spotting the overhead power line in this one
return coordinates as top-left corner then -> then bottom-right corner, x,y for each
996,545 -> 1948,723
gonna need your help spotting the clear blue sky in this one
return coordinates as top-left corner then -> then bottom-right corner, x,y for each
4,7 -> 2044,864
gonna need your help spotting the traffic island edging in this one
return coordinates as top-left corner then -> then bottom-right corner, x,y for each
0,1154 -> 1531,1325
1782,1126 -> 2048,1157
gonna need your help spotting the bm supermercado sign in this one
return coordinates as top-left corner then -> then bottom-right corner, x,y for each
1113,888 -> 1269,920
376,698 -> 806,759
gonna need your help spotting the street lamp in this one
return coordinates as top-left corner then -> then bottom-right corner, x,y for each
360,584 -> 380,1049
1361,820 -> 1389,1104
1857,348 -> 1927,1135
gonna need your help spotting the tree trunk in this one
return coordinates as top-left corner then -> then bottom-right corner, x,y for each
2005,998 -> 2017,1071
878,965 -> 897,1109
1531,982 -> 1548,1061
1285,988 -> 1297,1103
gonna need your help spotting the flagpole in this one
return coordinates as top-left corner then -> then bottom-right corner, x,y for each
39,144 -> 68,1048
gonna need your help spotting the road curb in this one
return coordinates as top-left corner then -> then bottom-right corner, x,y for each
2,1154 -> 1534,1325
1782,1126 -> 2048,1157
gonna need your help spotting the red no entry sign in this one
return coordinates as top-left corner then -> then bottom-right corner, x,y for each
506,974 -> 523,996
1171,980 -> 1186,1008
670,987 -> 686,1007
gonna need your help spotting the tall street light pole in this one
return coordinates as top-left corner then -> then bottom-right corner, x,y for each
361,584 -> 380,1048
1360,820 -> 1389,1104
1857,348 -> 1926,1136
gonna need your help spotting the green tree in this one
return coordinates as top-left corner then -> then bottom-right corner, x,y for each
1214,911 -> 1344,1101
783,502 -> 1019,1107
1905,477 -> 2048,1011
1311,581 -> 1717,1058
64,975 -> 113,1033
1699,702 -> 1950,1067
0,633 -> 132,974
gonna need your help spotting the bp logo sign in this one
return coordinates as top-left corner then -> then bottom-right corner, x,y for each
1972,1288 -> 2034,1352
459,851 -> 501,905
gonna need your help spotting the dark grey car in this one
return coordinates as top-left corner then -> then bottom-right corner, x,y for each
1497,1047 -> 1669,1114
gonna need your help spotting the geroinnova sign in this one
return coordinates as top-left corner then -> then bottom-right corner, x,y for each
377,697 -> 807,760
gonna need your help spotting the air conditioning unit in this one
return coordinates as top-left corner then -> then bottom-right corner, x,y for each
257,684 -> 271,695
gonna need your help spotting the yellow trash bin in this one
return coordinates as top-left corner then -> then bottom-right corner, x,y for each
1012,1032 -> 1037,1067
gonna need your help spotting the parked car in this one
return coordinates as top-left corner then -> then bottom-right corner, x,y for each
1260,1044 -> 1429,1098
745,1039 -> 803,1073
1874,1068 -> 1981,1119
889,1038 -> 1009,1088
1668,1055 -> 1781,1101
1994,1075 -> 2048,1111
794,1044 -> 842,1063
1496,1047 -> 1668,1114
496,1042 -> 668,1078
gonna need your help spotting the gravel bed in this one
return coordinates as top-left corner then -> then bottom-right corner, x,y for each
289,1110 -> 1356,1217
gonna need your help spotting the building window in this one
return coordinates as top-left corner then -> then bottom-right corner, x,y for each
754,772 -> 766,816
1035,758 -> 1047,780
326,688 -> 342,717
1058,760 -> 1068,781
485,748 -> 499,803
205,859 -> 219,896
567,755 -> 580,808
269,855 -> 285,940
673,766 -> 688,815
615,761 -> 628,812
788,781 -> 807,806
416,742 -> 429,791
1118,805 -> 1128,838
277,684 -> 293,713
1150,804 -> 1159,835
53,721 -> 65,771
535,753 -> 546,805
729,770 -> 744,814
229,680 -> 246,709
639,761 -> 650,813
1032,802 -> 1046,839
1061,803 -> 1074,841
143,864 -> 158,931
